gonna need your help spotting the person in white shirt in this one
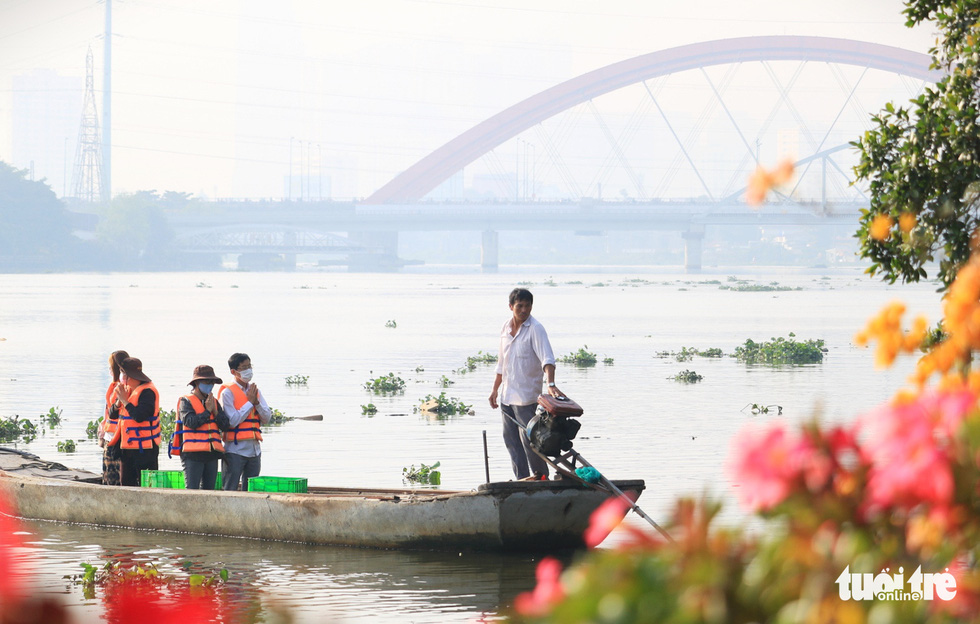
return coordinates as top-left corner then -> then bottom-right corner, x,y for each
489,288 -> 564,480
219,352 -> 272,491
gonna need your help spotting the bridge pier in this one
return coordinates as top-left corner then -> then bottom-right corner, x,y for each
348,231 -> 401,271
682,228 -> 705,273
481,230 -> 499,272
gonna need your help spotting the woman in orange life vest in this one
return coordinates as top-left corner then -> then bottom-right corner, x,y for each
170,365 -> 230,490
97,350 -> 129,486
110,357 -> 161,487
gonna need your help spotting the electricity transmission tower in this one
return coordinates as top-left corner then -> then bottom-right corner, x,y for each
71,47 -> 105,204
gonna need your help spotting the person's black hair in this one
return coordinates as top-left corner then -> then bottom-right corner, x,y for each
509,288 -> 533,306
228,352 -> 250,370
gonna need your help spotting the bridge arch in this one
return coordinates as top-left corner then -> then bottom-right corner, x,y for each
365,35 -> 938,204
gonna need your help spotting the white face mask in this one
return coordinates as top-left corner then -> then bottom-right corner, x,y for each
238,368 -> 253,382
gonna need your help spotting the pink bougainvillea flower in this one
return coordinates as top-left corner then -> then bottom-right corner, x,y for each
922,387 -> 977,438
929,554 -> 979,619
860,390 -> 974,511
513,557 -> 565,617
0,495 -> 31,606
583,492 -> 642,549
104,583 -> 220,624
730,425 -> 809,511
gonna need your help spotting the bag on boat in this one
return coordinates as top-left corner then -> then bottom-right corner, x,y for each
536,393 -> 584,417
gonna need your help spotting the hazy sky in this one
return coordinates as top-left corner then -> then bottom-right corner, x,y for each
0,0 -> 934,201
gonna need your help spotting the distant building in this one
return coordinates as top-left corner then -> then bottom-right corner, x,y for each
11,69 -> 83,198
426,170 -> 463,201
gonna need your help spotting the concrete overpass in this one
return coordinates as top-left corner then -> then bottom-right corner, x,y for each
170,198 -> 863,270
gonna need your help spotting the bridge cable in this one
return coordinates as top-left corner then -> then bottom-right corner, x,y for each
642,80 -> 714,200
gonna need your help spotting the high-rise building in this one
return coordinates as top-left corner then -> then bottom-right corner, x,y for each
11,69 -> 83,198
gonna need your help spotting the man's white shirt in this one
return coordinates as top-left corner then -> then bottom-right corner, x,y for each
495,315 -> 556,406
220,383 -> 272,457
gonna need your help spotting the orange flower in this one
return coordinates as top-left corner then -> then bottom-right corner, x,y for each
869,214 -> 894,240
855,301 -> 926,370
899,212 -> 917,233
746,159 -> 795,206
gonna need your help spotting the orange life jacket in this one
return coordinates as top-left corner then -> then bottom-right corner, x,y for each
119,383 -> 161,450
101,381 -> 121,446
219,383 -> 264,443
169,394 -> 225,457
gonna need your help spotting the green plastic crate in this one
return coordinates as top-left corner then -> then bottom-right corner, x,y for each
141,470 -> 184,489
247,476 -> 308,494
140,470 -> 222,489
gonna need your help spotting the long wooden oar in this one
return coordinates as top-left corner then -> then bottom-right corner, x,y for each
501,410 -> 674,543
284,414 -> 323,421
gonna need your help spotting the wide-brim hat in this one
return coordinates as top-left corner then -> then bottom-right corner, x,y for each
120,357 -> 151,383
189,364 -> 222,386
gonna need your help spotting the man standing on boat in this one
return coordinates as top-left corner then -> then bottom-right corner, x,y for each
489,288 -> 563,480
219,353 -> 272,491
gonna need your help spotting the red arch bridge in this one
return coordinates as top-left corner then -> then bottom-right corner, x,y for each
172,36 -> 937,270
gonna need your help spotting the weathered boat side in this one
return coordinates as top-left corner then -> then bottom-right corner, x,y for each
0,458 -> 645,552
478,480 -> 647,550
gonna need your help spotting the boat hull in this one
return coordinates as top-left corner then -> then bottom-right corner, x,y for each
0,472 -> 645,552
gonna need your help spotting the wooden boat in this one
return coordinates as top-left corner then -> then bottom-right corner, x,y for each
0,448 -> 644,552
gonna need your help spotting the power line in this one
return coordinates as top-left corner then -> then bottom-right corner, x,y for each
0,1 -> 97,43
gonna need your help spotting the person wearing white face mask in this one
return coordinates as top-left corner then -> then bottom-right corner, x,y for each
218,352 -> 272,491
171,365 -> 231,490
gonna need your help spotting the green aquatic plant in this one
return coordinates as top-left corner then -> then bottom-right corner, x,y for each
658,347 -> 725,361
157,408 -> 177,442
602,357 -> 614,365
674,347 -> 696,362
43,406 -> 62,428
363,372 -> 406,394
70,559 -> 229,590
438,375 -> 454,387
455,350 -> 498,374
402,461 -> 441,485
720,283 -> 801,292
361,404 -> 377,415
57,439 -> 76,452
268,408 -> 287,425
418,392 -> 471,415
86,420 -> 99,439
385,319 -> 397,328
734,333 -> 826,365
284,374 -> 309,386
558,346 -> 598,366
0,415 -> 37,443
669,370 -> 703,383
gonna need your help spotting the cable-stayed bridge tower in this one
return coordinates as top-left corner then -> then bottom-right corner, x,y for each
71,47 -> 105,204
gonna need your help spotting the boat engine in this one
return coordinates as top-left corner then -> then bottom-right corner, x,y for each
527,395 -> 583,457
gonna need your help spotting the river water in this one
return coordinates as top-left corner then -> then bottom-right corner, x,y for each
0,266 -> 942,622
